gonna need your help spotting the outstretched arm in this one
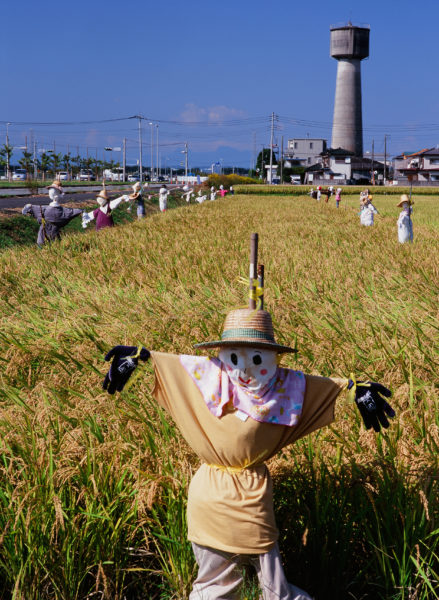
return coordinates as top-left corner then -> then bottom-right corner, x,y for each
102,345 -> 150,394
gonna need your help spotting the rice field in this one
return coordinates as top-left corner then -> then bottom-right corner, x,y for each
0,191 -> 438,599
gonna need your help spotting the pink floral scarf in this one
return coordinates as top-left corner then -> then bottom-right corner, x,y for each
179,355 -> 305,426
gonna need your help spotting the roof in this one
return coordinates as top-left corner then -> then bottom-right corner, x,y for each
323,147 -> 355,157
393,147 -> 439,159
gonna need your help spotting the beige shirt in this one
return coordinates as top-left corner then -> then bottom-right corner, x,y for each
151,351 -> 346,554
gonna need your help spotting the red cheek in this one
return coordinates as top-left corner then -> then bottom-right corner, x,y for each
260,369 -> 267,375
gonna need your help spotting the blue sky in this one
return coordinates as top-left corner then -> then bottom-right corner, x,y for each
2,0 -> 439,168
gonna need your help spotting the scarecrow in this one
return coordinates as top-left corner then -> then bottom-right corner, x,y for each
335,187 -> 342,208
102,234 -> 395,600
396,193 -> 414,243
183,188 -> 195,203
127,182 -> 145,219
82,185 -> 130,231
210,186 -> 217,201
22,180 -> 83,247
359,193 -> 378,227
158,185 -> 170,212
219,184 -> 228,198
196,190 -> 207,204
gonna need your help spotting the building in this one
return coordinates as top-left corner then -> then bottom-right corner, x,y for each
304,147 -> 384,185
285,138 -> 327,167
393,148 -> 439,185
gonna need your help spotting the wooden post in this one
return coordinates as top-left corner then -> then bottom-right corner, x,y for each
258,264 -> 264,310
249,233 -> 258,309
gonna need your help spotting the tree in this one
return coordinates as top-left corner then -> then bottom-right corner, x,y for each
255,148 -> 277,179
71,155 -> 83,179
0,143 -> 14,180
40,153 -> 51,181
62,153 -> 72,178
50,152 -> 62,177
18,151 -> 34,180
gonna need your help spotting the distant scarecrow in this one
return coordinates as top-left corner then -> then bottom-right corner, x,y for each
396,193 -> 414,243
82,185 -> 130,231
22,180 -> 82,247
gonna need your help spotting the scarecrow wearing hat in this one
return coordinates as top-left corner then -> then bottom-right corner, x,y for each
22,180 -> 83,247
359,191 -> 378,226
82,185 -> 130,231
102,234 -> 395,599
335,187 -> 342,208
196,190 -> 207,203
396,194 -> 414,243
128,182 -> 146,219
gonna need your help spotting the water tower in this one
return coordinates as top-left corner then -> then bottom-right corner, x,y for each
330,23 -> 370,156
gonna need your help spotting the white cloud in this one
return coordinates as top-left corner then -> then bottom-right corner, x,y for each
180,103 -> 246,123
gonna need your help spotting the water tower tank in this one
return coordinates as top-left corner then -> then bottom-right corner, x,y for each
330,25 -> 369,60
330,24 -> 370,156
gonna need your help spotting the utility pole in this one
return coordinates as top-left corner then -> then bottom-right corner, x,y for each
371,139 -> 375,185
269,112 -> 274,184
123,137 -> 126,182
384,134 -> 388,184
6,122 -> 11,181
252,131 -> 256,173
156,124 -> 159,178
149,122 -> 153,180
280,135 -> 284,184
138,116 -> 143,183
185,142 -> 188,181
33,139 -> 37,179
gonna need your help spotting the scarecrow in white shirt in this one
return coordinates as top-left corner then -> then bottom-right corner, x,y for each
158,185 -> 171,212
102,234 -> 395,600
359,194 -> 378,227
396,193 -> 414,243
22,180 -> 82,246
196,190 -> 207,204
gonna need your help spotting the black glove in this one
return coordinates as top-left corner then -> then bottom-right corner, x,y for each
348,379 -> 395,432
103,345 -> 150,394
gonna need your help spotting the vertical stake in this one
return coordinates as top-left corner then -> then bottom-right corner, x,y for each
258,264 -> 264,310
249,233 -> 258,309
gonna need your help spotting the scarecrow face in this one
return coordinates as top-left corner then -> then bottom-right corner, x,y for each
218,347 -> 278,393
49,188 -> 62,202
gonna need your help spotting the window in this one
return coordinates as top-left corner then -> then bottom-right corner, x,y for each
294,142 -> 298,149
309,142 -> 313,149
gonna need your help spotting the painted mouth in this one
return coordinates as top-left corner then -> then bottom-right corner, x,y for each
239,376 -> 251,385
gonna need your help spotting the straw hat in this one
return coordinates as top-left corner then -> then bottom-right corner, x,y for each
129,181 -> 141,199
194,308 -> 296,354
49,180 -> 63,190
397,194 -> 413,207
97,189 -> 109,202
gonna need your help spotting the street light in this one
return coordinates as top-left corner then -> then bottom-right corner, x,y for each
181,143 -> 188,182
6,122 -> 11,181
149,122 -> 153,180
155,124 -> 159,179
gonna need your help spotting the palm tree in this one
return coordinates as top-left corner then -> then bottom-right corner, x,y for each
0,143 -> 14,180
71,155 -> 83,180
40,153 -> 51,181
50,152 -> 62,177
62,153 -> 72,179
18,151 -> 34,180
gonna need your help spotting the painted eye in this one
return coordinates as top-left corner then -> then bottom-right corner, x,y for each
252,355 -> 262,365
231,353 -> 238,366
